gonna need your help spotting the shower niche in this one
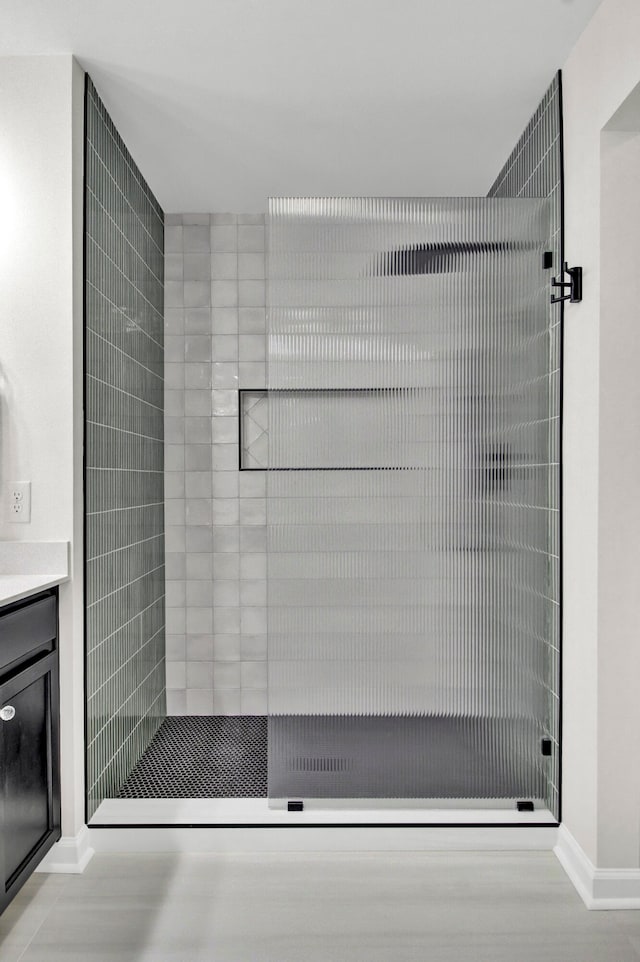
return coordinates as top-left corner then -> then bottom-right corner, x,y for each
265,197 -> 560,816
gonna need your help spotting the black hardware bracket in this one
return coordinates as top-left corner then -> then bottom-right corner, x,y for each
551,261 -> 582,304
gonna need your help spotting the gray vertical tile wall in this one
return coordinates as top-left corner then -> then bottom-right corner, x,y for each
85,77 -> 166,818
488,72 -> 562,819
164,213 -> 268,716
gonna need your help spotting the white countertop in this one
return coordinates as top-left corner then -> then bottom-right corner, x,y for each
0,542 -> 70,607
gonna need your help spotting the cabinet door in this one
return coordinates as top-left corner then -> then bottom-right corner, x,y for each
0,653 -> 60,911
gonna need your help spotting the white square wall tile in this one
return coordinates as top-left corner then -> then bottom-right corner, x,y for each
213,606 -> 240,633
237,213 -> 265,225
166,606 -> 186,634
241,661 -> 268,689
166,661 -> 186,688
211,213 -> 237,225
212,335 -> 239,362
165,525 -> 186,553
165,362 -> 185,389
165,500 -> 185,525
213,552 -> 240,578
240,606 -> 267,634
185,308 -> 211,334
238,280 -> 265,307
212,690 -> 241,714
211,225 -> 237,251
164,308 -> 185,335
185,471 -> 212,498
185,525 -> 213,552
211,252 -> 238,280
185,362 -> 212,389
166,690 -> 187,715
166,634 -> 186,660
165,471 -> 186,499
239,580 -> 267,606
212,498 -> 240,525
186,553 -> 213,580
185,335 -> 212,362
165,416 -> 185,444
184,389 -> 212,417
212,471 -> 239,497
239,498 -> 266,525
211,280 -> 238,307
165,253 -> 184,281
184,253 -> 211,281
212,362 -> 239,389
213,661 -> 241,689
165,389 -> 185,417
239,472 -> 266,498
165,281 -> 183,308
183,225 -> 210,251
238,252 -> 265,279
165,579 -> 186,606
185,416 -> 212,444
184,281 -> 210,308
238,225 -> 265,252
240,525 -> 267,552
165,552 -> 186,579
239,553 -> 267,579
212,416 -> 238,443
240,633 -> 267,660
212,389 -> 238,416
186,661 -> 214,689
186,607 -> 213,633
165,445 -> 185,473
212,308 -> 239,333
239,334 -> 266,361
164,335 -> 184,363
186,634 -> 214,660
187,689 -> 214,714
212,634 -> 241,661
185,443 -> 211,471
186,580 -> 214,606
238,362 -> 266,388
182,212 -> 210,226
164,225 -> 183,252
239,308 -> 266,333
240,690 -> 267,714
213,580 -> 240,606
212,525 -> 240,552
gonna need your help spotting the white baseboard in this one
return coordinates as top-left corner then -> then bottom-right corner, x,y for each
554,823 -> 640,909
35,826 -> 95,874
89,825 -> 558,854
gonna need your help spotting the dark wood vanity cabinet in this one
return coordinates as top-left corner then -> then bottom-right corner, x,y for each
0,591 -> 61,915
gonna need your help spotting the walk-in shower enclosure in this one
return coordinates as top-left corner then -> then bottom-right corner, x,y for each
265,197 -> 560,816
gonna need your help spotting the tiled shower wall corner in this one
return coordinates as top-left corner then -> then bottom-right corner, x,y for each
164,213 -> 267,715
488,71 -> 562,818
85,77 -> 166,818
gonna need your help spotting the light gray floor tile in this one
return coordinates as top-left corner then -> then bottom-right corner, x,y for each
4,852 -> 639,962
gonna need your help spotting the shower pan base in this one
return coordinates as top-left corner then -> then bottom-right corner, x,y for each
90,796 -> 557,827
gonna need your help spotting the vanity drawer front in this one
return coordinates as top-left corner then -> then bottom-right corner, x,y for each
0,595 -> 57,675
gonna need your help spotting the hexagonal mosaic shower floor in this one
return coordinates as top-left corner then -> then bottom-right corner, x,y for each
117,716 -> 267,798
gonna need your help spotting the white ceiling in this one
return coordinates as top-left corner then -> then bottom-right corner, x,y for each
1,0 -> 602,213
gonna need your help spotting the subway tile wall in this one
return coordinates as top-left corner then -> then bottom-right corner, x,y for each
85,77 -> 166,817
164,213 -> 268,715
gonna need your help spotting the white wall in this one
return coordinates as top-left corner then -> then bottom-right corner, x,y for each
0,55 -> 85,838
562,0 -> 640,868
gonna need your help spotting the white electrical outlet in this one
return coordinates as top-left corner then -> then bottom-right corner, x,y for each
7,482 -> 31,523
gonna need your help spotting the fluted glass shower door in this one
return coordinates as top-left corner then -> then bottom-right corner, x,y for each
264,197 -> 559,815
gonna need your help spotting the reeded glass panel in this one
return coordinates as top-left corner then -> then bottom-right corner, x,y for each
266,197 -> 557,811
